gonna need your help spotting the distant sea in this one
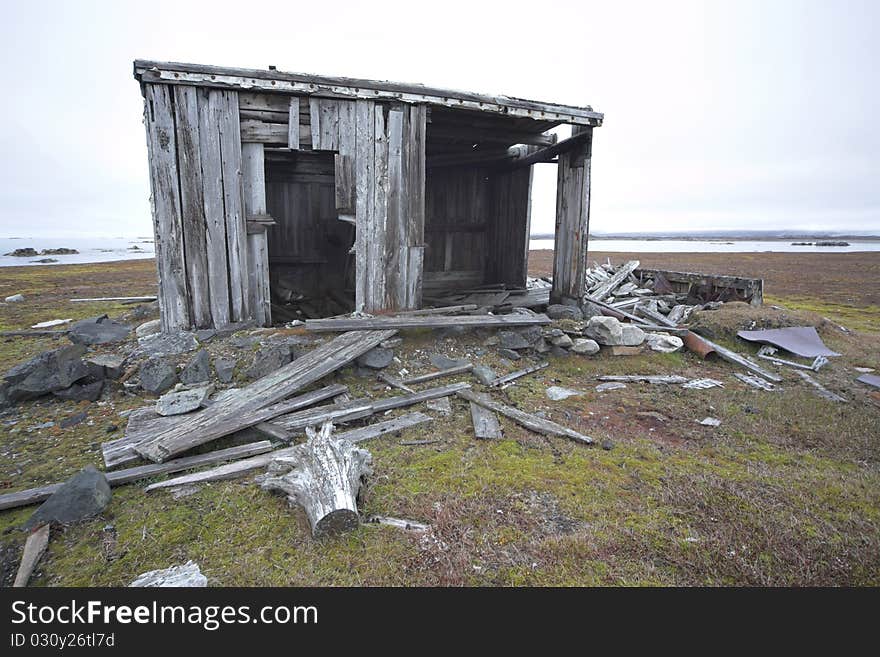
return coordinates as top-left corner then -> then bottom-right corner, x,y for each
528,238 -> 880,253
0,237 -> 155,267
2,236 -> 879,268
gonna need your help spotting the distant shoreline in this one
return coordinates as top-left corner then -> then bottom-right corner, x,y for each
529,234 -> 880,242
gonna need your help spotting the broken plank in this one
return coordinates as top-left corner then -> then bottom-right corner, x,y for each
69,296 -> 157,303
364,515 -> 431,532
13,524 -> 50,587
733,373 -> 778,391
489,361 -> 548,387
145,446 -> 298,492
589,261 -> 640,301
469,395 -> 503,439
392,304 -> 478,316
103,384 -> 347,469
597,375 -> 688,384
458,389 -> 593,445
335,412 -> 433,443
378,371 -> 415,393
303,314 -> 551,332
0,441 -> 273,512
134,331 -> 395,462
402,363 -> 473,385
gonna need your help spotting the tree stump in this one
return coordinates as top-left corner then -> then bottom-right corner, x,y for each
259,422 -> 372,537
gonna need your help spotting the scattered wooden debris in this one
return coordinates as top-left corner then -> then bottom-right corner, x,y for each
103,384 -> 346,469
458,389 -> 593,445
134,330 -> 395,462
364,515 -> 431,533
303,313 -> 550,332
468,392 -> 503,439
489,361 -> 549,387
597,375 -> 689,385
335,412 -> 433,443
734,373 -> 778,391
0,441 -> 274,511
757,350 -> 829,372
596,382 -> 627,392
259,423 -> 372,537
401,363 -> 473,385
796,371 -> 847,402
589,260 -> 640,301
13,524 -> 50,587
145,446 -> 293,493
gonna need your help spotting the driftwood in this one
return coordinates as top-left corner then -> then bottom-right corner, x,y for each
303,314 -> 550,332
489,361 -> 549,387
259,423 -> 372,537
402,363 -> 473,385
13,524 -> 50,587
597,375 -> 688,385
145,445 -> 292,493
135,330 -> 395,462
103,384 -> 346,469
0,442 -> 274,511
458,389 -> 592,445
468,393 -> 503,439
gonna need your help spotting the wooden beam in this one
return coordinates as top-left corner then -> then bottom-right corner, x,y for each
427,124 -> 556,146
502,130 -> 591,170
402,363 -> 473,386
304,313 -> 551,332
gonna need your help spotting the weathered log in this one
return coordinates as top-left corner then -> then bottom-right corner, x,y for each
489,361 -> 549,387
259,423 -> 373,537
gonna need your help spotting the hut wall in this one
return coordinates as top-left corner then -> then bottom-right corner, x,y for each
142,83 -> 249,332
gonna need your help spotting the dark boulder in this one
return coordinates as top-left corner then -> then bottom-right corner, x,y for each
53,380 -> 104,402
139,357 -> 178,395
356,347 -> 394,370
24,466 -> 111,529
3,345 -> 89,402
68,315 -> 131,345
179,349 -> 211,385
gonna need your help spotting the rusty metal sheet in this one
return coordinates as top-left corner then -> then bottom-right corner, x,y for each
736,326 -> 840,358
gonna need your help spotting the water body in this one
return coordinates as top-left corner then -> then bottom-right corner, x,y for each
528,238 -> 880,253
0,237 -> 155,267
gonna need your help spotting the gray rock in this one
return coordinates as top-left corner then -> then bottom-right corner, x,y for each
426,397 -> 453,415
85,354 -> 125,379
620,325 -> 646,347
194,329 -> 217,343
135,319 -> 162,338
5,294 -> 24,303
534,339 -> 551,354
581,302 -> 604,320
139,357 -> 178,395
429,353 -> 468,370
246,344 -> 292,380
571,338 -> 600,355
68,315 -> 131,345
498,331 -> 529,350
24,466 -> 111,529
585,316 -> 624,345
498,348 -> 522,360
136,331 -> 199,358
517,325 -> 544,346
596,382 -> 627,392
130,560 -> 208,587
645,332 -> 684,353
156,385 -> 213,416
472,365 -> 497,385
550,346 -> 569,357
551,334 -> 574,348
53,380 -> 104,402
545,328 -> 565,338
547,304 -> 583,321
3,344 -> 89,402
59,411 -> 88,429
213,356 -> 237,384
179,349 -> 211,384
546,386 -> 583,401
601,439 -> 615,451
356,346 -> 394,370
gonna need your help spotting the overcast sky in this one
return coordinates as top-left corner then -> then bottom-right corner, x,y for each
0,0 -> 877,238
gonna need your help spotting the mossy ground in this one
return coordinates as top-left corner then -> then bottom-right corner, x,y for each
1,259 -> 878,586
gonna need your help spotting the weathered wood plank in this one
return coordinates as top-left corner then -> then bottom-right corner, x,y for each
354,100 -> 375,311
241,142 -> 271,326
200,88 -> 231,327
143,83 -> 189,331
590,260 -> 640,301
304,313 -> 551,332
135,331 -> 395,462
287,97 -> 300,149
402,363 -> 473,386
217,90 -> 250,322
0,442 -> 273,512
469,395 -> 503,439
335,412 -> 433,443
489,361 -> 548,387
173,85 -> 212,329
458,389 -> 594,445
13,524 -> 50,587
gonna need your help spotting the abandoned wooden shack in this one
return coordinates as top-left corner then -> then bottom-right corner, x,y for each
135,60 -> 603,331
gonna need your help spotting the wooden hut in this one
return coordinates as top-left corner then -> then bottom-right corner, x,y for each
134,60 -> 603,331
